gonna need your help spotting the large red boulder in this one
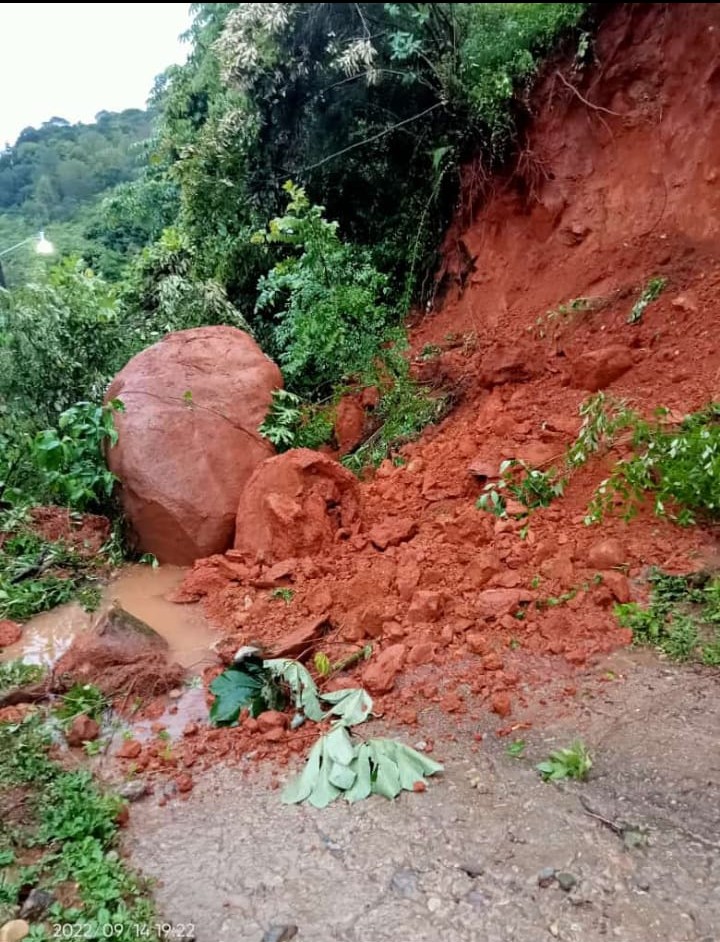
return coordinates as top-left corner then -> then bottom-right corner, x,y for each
234,448 -> 361,563
106,326 -> 282,564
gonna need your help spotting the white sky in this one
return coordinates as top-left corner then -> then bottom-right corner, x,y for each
0,3 -> 192,147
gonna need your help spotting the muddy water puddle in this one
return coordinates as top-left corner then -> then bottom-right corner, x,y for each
2,565 -> 219,671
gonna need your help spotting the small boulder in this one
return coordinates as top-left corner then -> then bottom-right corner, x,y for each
257,710 -> 288,733
369,517 -> 418,550
334,396 -> 366,454
117,739 -> 142,760
270,617 -> 329,660
602,570 -> 631,603
235,449 -> 361,563
66,714 -> 100,747
0,620 -> 21,648
408,591 -> 443,624
491,693 -> 512,718
588,538 -> 626,570
475,588 -> 532,619
569,345 -> 634,392
362,644 -> 407,695
463,551 -> 501,588
19,888 -> 54,921
406,642 -> 436,666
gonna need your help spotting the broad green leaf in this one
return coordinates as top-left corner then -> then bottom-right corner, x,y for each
324,726 -> 355,766
371,749 -> 402,799
320,687 -> 373,727
209,664 -> 267,726
328,762 -> 356,790
345,747 -> 373,803
307,744 -> 342,809
281,736 -> 323,804
266,658 -> 325,721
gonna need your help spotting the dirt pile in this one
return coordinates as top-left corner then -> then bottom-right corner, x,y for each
54,606 -> 185,702
170,4 -> 720,749
106,326 -> 282,565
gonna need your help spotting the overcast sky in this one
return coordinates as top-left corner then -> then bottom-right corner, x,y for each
0,3 -> 192,147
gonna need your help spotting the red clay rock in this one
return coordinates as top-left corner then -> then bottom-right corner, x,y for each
491,693 -> 512,718
464,551 -> 502,587
588,538 -> 626,570
65,714 -> 100,747
408,590 -> 443,624
0,620 -> 22,647
467,632 -> 491,655
569,345 -> 634,392
106,326 -> 280,564
270,616 -> 329,660
482,652 -> 504,672
235,449 -> 361,563
362,643 -> 407,694
602,570 -> 631,603
334,396 -> 366,454
257,710 -> 288,732
176,773 -> 194,793
117,739 -> 142,759
479,341 -> 544,387
369,517 -> 418,550
476,588 -> 532,619
406,641 -> 436,666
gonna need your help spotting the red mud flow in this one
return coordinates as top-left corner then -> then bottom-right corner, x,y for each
121,3 -> 720,783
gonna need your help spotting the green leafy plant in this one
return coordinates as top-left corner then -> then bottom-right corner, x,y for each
56,683 -> 107,723
0,660 -> 44,695
537,741 -> 592,781
628,276 -> 667,324
506,739 -> 526,758
615,568 -> 720,663
253,182 -> 395,398
0,714 -> 155,936
588,403 -> 720,525
270,587 -> 294,603
209,656 -> 442,805
31,399 -> 123,511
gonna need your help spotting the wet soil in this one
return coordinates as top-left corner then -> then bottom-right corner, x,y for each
127,650 -> 719,942
2,565 -> 219,671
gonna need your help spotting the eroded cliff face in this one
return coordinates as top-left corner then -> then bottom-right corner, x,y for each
174,3 -> 720,738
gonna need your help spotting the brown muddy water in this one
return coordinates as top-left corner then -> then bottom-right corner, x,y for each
2,565 -> 219,671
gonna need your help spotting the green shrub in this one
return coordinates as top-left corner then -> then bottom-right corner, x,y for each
253,182 -> 394,398
31,399 -> 122,512
589,404 -> 720,525
615,568 -> 720,664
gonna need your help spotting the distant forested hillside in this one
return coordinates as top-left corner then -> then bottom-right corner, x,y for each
0,109 -> 152,282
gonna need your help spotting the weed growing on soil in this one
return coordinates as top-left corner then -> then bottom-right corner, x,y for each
537,741 -> 592,781
615,568 -> 720,664
259,390 -> 334,452
270,587 -> 294,604
477,393 -> 633,516
507,739 -> 526,758
0,712 -> 154,936
0,660 -> 43,694
588,402 -> 720,524
628,276 -> 667,324
0,509 -> 106,620
56,683 -> 107,723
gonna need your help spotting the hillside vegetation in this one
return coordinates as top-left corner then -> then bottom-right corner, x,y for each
0,109 -> 153,283
0,2 -> 591,521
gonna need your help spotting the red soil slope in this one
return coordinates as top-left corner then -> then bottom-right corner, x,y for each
152,3 -> 720,775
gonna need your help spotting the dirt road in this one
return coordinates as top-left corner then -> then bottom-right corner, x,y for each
127,651 -> 719,942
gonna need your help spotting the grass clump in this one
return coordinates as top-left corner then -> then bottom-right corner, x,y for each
0,711 -> 155,936
615,568 -> 720,665
537,741 -> 592,782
